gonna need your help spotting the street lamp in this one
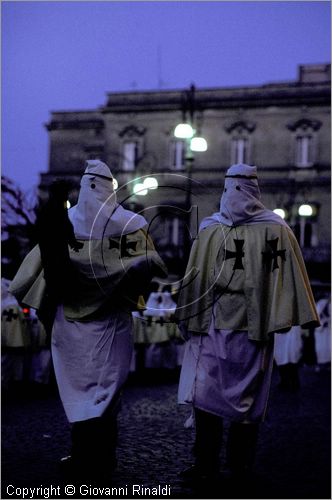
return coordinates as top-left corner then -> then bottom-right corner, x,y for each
174,123 -> 194,140
190,136 -> 208,152
173,84 -> 208,257
273,208 -> 287,219
297,203 -> 317,248
173,85 -> 208,154
133,176 -> 159,196
298,204 -> 315,217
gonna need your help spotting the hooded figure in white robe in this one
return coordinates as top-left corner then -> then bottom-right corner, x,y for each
1,278 -> 30,387
314,296 -> 331,366
9,160 -> 167,480
175,163 -> 319,482
274,325 -> 303,391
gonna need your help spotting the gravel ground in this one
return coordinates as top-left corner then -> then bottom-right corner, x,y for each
1,365 -> 330,500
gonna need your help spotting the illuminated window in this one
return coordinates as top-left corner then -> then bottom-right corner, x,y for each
163,215 -> 186,264
231,137 -> 248,164
119,125 -> 146,171
296,135 -> 313,167
122,142 -> 138,171
151,211 -> 186,262
170,140 -> 186,169
287,118 -> 321,168
225,120 -> 255,165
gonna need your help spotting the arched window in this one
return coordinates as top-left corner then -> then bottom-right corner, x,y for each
231,137 -> 249,164
119,125 -> 146,171
122,141 -> 138,171
225,120 -> 256,165
169,140 -> 186,169
296,135 -> 313,167
287,118 -> 321,168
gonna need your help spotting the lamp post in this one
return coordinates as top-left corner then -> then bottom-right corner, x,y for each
174,84 -> 207,257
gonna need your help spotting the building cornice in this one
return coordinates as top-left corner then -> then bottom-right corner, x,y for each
46,117 -> 104,131
100,83 -> 330,113
44,77 -> 330,131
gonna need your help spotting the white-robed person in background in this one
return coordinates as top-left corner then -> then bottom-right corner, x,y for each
175,163 -> 319,485
274,325 -> 303,391
9,160 -> 167,481
1,278 -> 31,388
314,295 -> 331,371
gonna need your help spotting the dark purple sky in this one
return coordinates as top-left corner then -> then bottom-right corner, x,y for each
2,1 -> 331,193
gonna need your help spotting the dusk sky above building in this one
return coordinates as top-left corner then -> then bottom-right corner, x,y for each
2,1 -> 331,193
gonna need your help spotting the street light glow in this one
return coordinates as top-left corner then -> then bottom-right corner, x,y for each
190,136 -> 208,152
174,123 -> 194,139
66,201 -> 71,209
273,208 -> 286,219
143,177 -> 158,190
113,178 -> 118,190
298,204 -> 314,216
133,183 -> 148,196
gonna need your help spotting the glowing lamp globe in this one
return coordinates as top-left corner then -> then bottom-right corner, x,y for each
133,183 -> 148,196
190,137 -> 208,152
273,208 -> 286,219
174,123 -> 194,139
143,177 -> 158,190
298,204 -> 313,217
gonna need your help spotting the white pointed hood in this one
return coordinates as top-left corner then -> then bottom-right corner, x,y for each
69,160 -> 147,240
200,163 -> 288,230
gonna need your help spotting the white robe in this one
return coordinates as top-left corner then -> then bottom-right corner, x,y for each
52,305 -> 133,422
8,161 -> 165,424
178,315 -> 274,423
314,298 -> 331,364
274,326 -> 303,365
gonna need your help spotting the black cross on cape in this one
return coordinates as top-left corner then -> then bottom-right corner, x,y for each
224,239 -> 245,270
109,235 -> 138,258
262,237 -> 286,271
2,308 -> 19,322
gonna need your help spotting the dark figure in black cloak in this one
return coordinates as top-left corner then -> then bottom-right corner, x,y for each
35,180 -> 83,338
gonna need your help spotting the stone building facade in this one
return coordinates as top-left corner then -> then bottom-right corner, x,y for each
41,63 -> 331,281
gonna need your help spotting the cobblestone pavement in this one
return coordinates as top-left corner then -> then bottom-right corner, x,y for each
1,365 -> 330,500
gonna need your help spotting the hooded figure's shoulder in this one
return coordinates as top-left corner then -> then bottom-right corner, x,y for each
198,222 -> 231,239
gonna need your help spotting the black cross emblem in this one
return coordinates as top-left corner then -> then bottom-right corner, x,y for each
2,308 -> 19,322
262,237 -> 286,271
109,235 -> 138,258
225,239 -> 245,270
